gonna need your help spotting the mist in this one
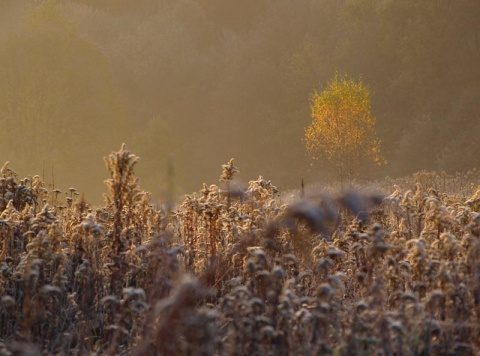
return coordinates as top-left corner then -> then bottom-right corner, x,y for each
1,0 -> 479,203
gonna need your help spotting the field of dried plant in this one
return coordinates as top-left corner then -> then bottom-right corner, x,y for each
1,145 -> 480,355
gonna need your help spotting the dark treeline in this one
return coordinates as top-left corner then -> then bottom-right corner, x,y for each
1,0 -> 479,201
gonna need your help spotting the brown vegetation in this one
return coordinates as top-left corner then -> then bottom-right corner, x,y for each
1,147 -> 480,355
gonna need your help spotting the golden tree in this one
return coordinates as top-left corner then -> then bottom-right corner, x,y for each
305,74 -> 384,181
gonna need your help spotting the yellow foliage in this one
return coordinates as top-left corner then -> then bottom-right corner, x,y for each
304,74 -> 385,179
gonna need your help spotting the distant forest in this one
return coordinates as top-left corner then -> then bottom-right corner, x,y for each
0,0 -> 479,201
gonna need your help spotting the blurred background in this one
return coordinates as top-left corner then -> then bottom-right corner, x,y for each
0,0 -> 479,202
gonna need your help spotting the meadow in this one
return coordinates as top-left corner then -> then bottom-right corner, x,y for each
0,145 -> 479,355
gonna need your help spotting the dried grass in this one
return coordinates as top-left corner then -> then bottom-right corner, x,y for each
0,146 -> 479,355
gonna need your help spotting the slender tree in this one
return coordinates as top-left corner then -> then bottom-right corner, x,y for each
304,74 -> 384,182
